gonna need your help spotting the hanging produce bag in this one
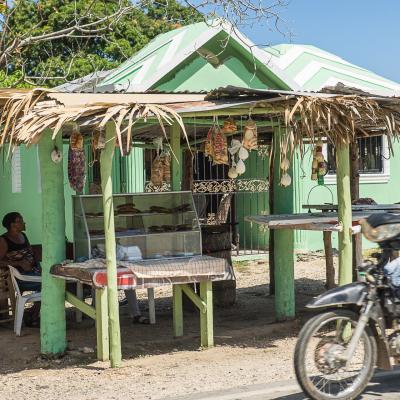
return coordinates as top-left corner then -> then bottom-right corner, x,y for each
204,127 -> 214,160
70,128 -> 84,151
151,155 -> 163,186
92,129 -> 106,150
221,117 -> 237,134
243,119 -> 258,150
160,152 -> 171,183
213,127 -> 229,165
68,146 -> 86,193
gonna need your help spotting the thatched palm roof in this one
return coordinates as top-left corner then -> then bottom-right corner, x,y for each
1,86 -> 400,158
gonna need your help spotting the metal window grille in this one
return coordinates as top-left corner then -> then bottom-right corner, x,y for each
327,136 -> 384,174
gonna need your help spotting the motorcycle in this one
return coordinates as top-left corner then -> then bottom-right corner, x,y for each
294,212 -> 400,400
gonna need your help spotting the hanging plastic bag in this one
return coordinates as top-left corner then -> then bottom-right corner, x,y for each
160,151 -> 171,183
243,119 -> 258,150
70,126 -> 84,151
204,126 -> 214,160
68,140 -> 86,193
221,117 -> 237,134
213,127 -> 229,165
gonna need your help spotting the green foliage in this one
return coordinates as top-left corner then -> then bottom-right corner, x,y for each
1,0 -> 202,87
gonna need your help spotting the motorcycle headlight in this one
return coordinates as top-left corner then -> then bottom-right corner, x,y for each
361,219 -> 400,242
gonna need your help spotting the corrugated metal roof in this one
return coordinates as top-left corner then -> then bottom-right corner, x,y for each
95,21 -> 299,93
263,44 -> 400,96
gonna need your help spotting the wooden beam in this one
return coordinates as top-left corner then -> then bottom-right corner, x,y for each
336,142 -> 353,286
323,231 -> 335,289
170,122 -> 182,191
173,285 -> 183,337
350,142 -> 362,280
38,130 -> 67,355
272,127 -> 295,321
65,291 -> 96,320
100,122 -> 122,368
95,288 -> 109,361
181,284 -> 207,313
200,281 -> 214,348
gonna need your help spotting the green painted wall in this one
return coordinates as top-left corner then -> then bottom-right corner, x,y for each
0,144 -> 74,245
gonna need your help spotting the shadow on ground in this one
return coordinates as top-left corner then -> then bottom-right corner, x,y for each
0,275 -> 325,375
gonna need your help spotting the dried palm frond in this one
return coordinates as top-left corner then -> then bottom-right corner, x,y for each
0,90 -> 189,156
277,95 -> 400,160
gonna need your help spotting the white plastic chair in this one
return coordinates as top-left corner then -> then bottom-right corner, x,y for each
8,266 -> 41,336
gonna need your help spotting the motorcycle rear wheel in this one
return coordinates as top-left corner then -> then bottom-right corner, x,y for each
294,309 -> 377,400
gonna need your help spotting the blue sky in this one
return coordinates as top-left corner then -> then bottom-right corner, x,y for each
241,0 -> 400,83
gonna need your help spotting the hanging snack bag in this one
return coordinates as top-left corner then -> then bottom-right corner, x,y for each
151,155 -> 163,186
204,126 -> 214,160
213,127 -> 229,165
222,117 -> 237,134
70,128 -> 84,151
160,152 -> 171,183
243,119 -> 258,150
68,135 -> 86,193
92,129 -> 106,150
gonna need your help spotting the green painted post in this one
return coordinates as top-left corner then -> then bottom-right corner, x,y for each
95,288 -> 110,361
272,127 -> 295,321
100,122 -> 122,367
274,229 -> 295,320
38,130 -> 67,355
336,142 -> 353,285
173,285 -> 183,337
170,123 -> 182,191
200,281 -> 214,347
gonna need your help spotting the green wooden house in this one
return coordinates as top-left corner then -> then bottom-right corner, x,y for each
2,21 -> 400,252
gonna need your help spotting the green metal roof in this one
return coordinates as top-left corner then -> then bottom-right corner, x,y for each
263,44 -> 400,95
97,22 -> 299,93
96,23 -> 400,96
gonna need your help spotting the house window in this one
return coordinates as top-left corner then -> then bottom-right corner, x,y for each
324,135 -> 390,184
11,147 -> 22,193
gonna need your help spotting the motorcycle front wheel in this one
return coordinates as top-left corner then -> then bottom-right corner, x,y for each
294,309 -> 377,400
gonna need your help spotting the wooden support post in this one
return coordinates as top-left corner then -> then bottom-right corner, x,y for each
38,130 -> 67,355
274,229 -> 295,320
95,288 -> 109,361
268,140 -> 275,295
323,231 -> 335,289
200,281 -> 214,348
336,143 -> 353,286
100,122 -> 121,368
173,285 -> 183,337
272,127 -> 295,321
170,123 -> 182,192
350,142 -> 362,280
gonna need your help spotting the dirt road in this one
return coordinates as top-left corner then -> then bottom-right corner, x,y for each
0,254 -> 333,400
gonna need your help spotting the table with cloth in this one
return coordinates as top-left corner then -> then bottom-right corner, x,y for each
51,255 -> 232,361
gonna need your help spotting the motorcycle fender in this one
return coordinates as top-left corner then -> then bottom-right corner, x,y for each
306,282 -> 368,309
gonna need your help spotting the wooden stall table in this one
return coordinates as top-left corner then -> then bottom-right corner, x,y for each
245,211 -> 379,289
51,255 -> 231,361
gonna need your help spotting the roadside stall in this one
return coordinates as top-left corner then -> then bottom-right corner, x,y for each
1,86 -> 400,368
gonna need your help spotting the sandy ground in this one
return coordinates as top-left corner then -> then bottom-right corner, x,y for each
0,253 -> 336,400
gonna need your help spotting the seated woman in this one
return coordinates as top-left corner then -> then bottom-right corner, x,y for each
0,212 -> 41,326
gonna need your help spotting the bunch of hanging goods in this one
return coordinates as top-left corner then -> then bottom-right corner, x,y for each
68,124 -> 86,193
226,118 -> 258,179
204,119 -> 230,165
150,137 -> 171,187
311,140 -> 328,184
